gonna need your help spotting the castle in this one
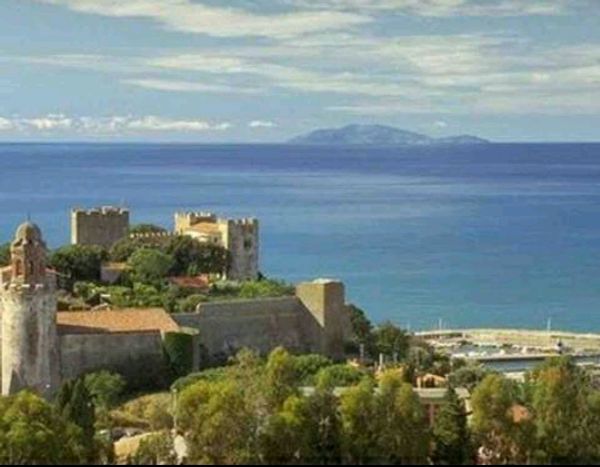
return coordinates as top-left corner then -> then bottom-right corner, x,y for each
0,222 -> 351,397
71,207 -> 130,248
174,212 -> 259,281
71,207 -> 259,281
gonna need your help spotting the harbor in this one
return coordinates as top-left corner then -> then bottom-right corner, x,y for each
417,328 -> 600,372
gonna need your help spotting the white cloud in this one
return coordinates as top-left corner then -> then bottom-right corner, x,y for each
123,78 -> 261,94
249,120 -> 277,128
286,0 -> 585,17
38,0 -> 369,38
0,114 -> 233,134
127,116 -> 232,132
0,117 -> 14,131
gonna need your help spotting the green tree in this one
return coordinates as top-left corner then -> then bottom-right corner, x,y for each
290,354 -> 332,386
339,379 -> 380,464
373,322 -> 410,361
376,371 -> 429,465
296,388 -> 343,464
49,244 -> 108,290
109,236 -> 152,262
0,242 -> 9,266
0,391 -> 85,464
264,347 -> 299,410
530,357 -> 593,463
84,371 -> 126,409
132,431 -> 176,465
56,378 -> 97,462
127,248 -> 174,283
177,378 -> 259,464
347,304 -> 376,356
471,374 -> 533,464
166,235 -> 230,276
448,361 -> 491,391
258,396 -> 306,464
432,387 -> 472,465
315,364 -> 368,390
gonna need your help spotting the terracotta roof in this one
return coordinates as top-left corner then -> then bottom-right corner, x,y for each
509,404 -> 531,423
57,308 -> 180,335
101,262 -> 130,270
187,222 -> 222,234
168,275 -> 210,290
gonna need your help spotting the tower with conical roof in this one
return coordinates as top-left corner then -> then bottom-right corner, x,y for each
0,222 -> 59,397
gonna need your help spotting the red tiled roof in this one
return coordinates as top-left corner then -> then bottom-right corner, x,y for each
57,308 -> 180,335
186,222 -> 222,234
168,275 -> 210,290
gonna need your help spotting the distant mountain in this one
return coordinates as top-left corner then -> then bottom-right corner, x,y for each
288,124 -> 490,146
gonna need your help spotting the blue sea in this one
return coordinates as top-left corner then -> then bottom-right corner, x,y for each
2,142 -> 600,332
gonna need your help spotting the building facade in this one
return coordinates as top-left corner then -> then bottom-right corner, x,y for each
174,211 -> 259,281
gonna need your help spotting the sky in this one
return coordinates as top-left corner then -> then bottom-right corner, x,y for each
0,0 -> 599,142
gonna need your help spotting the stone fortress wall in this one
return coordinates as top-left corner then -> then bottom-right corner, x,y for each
71,206 -> 129,248
59,332 -> 168,385
173,279 -> 350,361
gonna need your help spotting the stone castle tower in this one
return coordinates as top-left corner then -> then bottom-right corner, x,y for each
71,206 -> 130,248
0,222 -> 60,397
174,212 -> 259,281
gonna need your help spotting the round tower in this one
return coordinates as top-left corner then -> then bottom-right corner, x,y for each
1,222 -> 59,397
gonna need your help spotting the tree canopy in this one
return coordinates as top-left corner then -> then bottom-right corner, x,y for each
49,244 -> 108,290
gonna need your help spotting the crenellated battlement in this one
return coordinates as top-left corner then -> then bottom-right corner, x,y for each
129,231 -> 175,240
224,218 -> 258,228
72,206 -> 129,217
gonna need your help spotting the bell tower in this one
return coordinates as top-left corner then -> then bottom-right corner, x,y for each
10,222 -> 47,285
1,222 -> 60,397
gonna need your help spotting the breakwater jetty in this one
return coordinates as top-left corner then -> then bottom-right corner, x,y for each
416,328 -> 600,352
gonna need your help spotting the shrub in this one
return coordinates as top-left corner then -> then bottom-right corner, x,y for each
238,279 -> 294,299
292,354 -> 333,386
163,332 -> 194,378
84,371 -> 126,409
316,364 -> 369,389
113,393 -> 173,431
132,432 -> 176,465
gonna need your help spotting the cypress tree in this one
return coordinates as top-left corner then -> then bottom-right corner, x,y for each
432,387 -> 472,465
56,378 -> 97,462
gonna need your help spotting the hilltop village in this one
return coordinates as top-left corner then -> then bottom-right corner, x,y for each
1,207 -> 600,465
0,206 -> 353,396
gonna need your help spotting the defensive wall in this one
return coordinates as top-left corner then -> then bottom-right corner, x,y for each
58,331 -> 169,387
172,279 -> 351,361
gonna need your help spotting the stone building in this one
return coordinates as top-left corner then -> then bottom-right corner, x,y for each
0,222 -> 60,398
174,211 -> 259,281
0,223 -> 350,397
71,206 -> 130,248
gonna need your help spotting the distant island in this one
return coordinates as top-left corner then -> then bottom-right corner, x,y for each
288,124 -> 490,146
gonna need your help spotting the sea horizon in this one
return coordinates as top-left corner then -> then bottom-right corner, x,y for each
3,142 -> 600,332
